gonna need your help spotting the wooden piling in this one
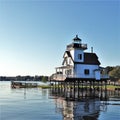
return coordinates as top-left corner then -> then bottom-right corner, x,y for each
50,78 -> 108,101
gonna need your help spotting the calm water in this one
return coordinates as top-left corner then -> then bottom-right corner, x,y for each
0,81 -> 120,120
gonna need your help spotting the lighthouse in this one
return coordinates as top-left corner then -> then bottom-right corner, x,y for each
50,35 -> 109,100
52,35 -> 108,81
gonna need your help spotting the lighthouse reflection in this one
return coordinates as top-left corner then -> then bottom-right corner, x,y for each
54,97 -> 107,120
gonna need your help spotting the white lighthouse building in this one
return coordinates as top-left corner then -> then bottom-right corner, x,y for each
52,35 -> 108,81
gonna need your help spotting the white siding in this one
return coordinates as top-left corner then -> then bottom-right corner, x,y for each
95,70 -> 100,80
68,57 -> 74,66
70,49 -> 84,62
63,57 -> 74,66
75,64 -> 99,79
70,50 -> 74,60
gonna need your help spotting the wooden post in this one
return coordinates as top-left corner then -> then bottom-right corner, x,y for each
90,81 -> 92,97
85,80 -> 87,98
78,80 -> 80,99
61,81 -> 62,93
100,80 -> 103,99
74,80 -> 75,99
70,82 -> 72,98
82,80 -> 83,98
55,81 -> 56,93
105,80 -> 107,100
66,81 -> 68,99
93,80 -> 95,98
64,81 -> 66,97
58,81 -> 59,95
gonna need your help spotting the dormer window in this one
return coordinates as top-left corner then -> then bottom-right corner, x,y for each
78,54 -> 82,60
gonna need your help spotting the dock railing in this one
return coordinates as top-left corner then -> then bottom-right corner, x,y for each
51,73 -> 109,81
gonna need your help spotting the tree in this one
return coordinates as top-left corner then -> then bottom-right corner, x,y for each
109,66 -> 120,80
105,66 -> 114,74
41,76 -> 48,83
16,75 -> 22,81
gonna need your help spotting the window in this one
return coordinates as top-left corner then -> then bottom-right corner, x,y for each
66,69 -> 72,75
84,69 -> 89,75
78,54 -> 82,60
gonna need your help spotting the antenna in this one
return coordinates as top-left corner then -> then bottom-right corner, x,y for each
91,47 -> 93,53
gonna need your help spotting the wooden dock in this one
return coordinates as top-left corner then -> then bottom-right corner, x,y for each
11,81 -> 38,88
50,77 -> 108,100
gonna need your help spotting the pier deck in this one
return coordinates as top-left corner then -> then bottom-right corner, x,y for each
11,81 -> 38,88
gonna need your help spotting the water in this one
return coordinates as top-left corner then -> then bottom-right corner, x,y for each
0,81 -> 120,120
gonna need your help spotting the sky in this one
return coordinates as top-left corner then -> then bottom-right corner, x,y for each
0,0 -> 119,76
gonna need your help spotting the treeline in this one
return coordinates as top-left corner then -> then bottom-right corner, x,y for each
0,66 -> 120,82
0,75 -> 49,82
105,65 -> 120,82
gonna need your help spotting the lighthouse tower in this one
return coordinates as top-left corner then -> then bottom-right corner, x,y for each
66,35 -> 87,63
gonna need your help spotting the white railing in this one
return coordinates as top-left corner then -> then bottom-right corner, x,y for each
81,44 -> 87,48
52,74 -> 66,81
52,73 -> 109,81
100,74 -> 109,79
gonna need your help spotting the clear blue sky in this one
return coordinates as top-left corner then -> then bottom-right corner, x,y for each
0,0 -> 119,76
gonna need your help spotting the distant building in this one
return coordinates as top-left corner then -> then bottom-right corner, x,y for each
52,35 -> 109,81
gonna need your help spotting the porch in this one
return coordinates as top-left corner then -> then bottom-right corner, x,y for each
51,65 -> 109,81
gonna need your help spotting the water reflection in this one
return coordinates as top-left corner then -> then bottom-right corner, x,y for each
51,88 -> 120,120
107,90 -> 120,99
54,97 -> 107,120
